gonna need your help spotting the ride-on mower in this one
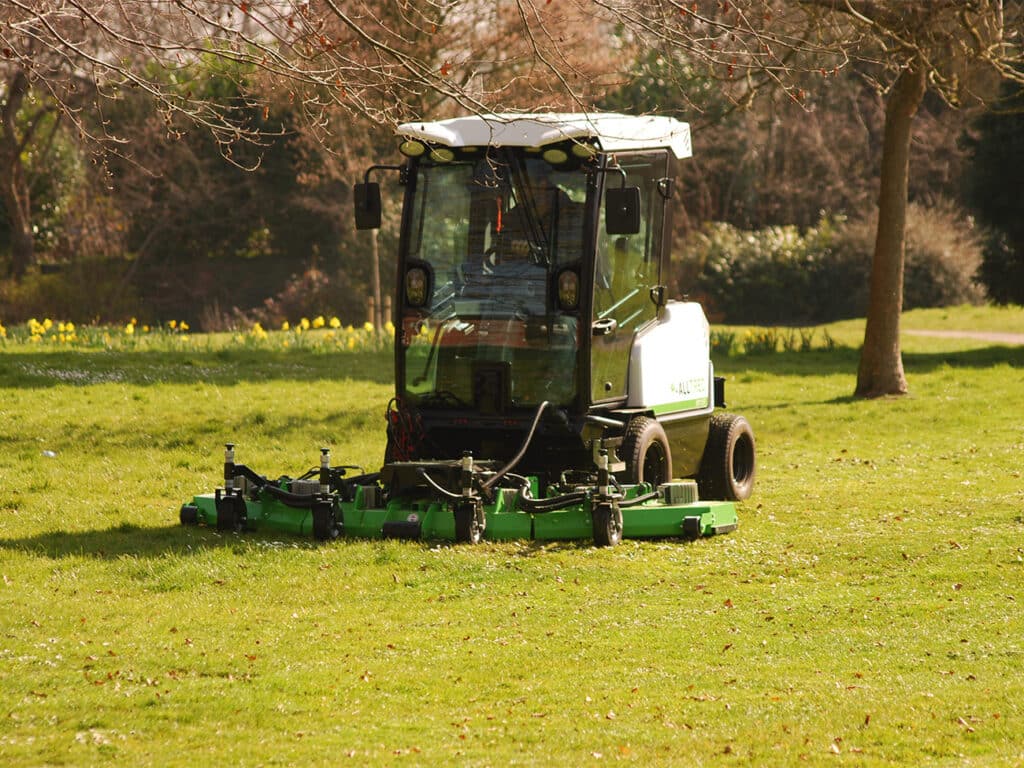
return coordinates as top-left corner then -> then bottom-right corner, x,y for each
180,113 -> 756,546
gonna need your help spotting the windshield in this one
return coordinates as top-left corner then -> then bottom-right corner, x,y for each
400,150 -> 588,410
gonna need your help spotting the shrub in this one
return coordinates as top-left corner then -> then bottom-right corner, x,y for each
976,228 -> 1024,305
676,202 -> 985,324
0,261 -> 141,323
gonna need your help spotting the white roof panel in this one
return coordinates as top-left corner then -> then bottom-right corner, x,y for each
397,113 -> 692,160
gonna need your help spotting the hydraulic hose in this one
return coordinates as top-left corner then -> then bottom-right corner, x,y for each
418,468 -> 464,500
262,484 -> 321,508
512,473 -> 589,514
481,400 -> 549,492
617,489 -> 661,508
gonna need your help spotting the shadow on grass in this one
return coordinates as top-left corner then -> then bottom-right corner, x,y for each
0,522 -> 641,560
0,348 -> 395,389
0,524 -> 325,561
714,344 -> 1024,378
5,343 -> 1018,391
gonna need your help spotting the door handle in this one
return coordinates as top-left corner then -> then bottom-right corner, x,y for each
592,317 -> 618,336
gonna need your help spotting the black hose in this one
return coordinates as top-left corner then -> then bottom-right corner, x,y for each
617,490 -> 661,508
262,484 -> 320,508
518,492 -> 589,513
481,401 -> 550,492
418,468 -> 464,500
512,473 -> 589,513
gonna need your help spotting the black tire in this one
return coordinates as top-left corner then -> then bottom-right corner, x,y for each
215,494 -> 248,533
682,515 -> 703,539
454,500 -> 485,544
312,502 -> 338,542
592,502 -> 623,547
697,413 -> 756,501
179,504 -> 199,526
619,416 -> 672,487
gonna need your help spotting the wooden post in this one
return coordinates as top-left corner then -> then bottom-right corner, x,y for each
371,228 -> 382,329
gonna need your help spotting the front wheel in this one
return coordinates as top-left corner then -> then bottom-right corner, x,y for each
619,416 -> 672,487
697,413 -> 756,501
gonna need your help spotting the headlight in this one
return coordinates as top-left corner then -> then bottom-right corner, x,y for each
399,140 -> 426,157
405,267 -> 429,307
556,268 -> 579,311
542,147 -> 569,165
429,147 -> 455,163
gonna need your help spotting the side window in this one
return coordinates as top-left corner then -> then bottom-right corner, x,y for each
591,152 -> 669,403
594,152 -> 667,329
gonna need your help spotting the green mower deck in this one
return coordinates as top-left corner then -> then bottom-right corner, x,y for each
179,448 -> 737,546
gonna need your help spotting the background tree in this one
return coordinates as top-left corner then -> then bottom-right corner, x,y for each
593,0 -> 1022,397
963,78 -> 1024,305
2,0 -> 1021,374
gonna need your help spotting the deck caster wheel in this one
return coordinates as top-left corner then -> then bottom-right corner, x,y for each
215,493 -> 247,533
179,504 -> 199,526
312,501 -> 338,541
592,501 -> 622,547
454,499 -> 485,544
682,515 -> 703,539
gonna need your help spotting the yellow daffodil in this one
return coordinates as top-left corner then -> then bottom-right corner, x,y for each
384,321 -> 395,334
124,322 -> 135,336
363,321 -> 374,332
313,315 -> 326,329
169,320 -> 177,330
180,321 -> 189,331
281,320 -> 290,331
300,317 -> 311,331
329,316 -> 341,329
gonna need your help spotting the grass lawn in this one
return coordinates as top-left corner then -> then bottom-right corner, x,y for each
1,306 -> 1022,766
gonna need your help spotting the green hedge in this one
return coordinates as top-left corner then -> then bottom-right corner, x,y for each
676,203 -> 986,324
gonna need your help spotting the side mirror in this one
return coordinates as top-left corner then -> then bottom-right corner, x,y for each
605,186 -> 641,235
649,285 -> 667,308
354,182 -> 382,230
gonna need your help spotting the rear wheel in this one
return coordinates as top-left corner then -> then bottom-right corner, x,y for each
619,416 -> 672,487
697,413 -> 756,501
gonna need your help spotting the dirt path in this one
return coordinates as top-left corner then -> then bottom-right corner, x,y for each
903,329 -> 1024,345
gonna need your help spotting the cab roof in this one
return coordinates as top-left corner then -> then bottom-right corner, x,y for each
396,113 -> 692,160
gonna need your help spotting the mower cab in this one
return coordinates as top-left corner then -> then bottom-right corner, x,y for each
181,113 -> 755,546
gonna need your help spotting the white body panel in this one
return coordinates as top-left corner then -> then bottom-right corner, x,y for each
397,113 -> 692,160
627,301 -> 712,415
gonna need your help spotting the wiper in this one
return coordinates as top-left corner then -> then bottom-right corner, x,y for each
418,390 -> 470,408
412,323 -> 444,385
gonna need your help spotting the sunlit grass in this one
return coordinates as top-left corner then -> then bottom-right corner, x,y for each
0,306 -> 1022,766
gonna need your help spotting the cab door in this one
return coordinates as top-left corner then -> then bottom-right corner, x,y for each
590,151 -> 671,405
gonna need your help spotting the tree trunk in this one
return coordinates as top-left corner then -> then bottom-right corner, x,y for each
0,68 -> 34,281
854,64 -> 927,398
0,163 -> 34,280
